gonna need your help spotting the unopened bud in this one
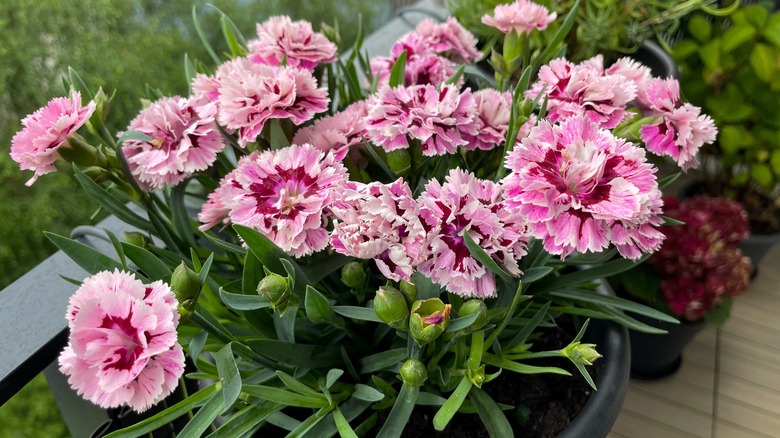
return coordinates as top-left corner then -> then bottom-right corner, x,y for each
400,359 -> 427,386
373,286 -> 409,327
562,342 -> 602,366
58,135 -> 98,167
399,280 -> 417,305
341,262 -> 366,288
171,262 -> 201,303
459,300 -> 488,330
257,273 -> 290,307
409,298 -> 451,346
320,22 -> 341,46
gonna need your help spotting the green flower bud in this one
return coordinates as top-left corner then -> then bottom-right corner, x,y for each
459,300 -> 488,330
257,273 -> 290,307
320,22 -> 341,46
386,149 -> 411,176
409,298 -> 451,346
466,363 -> 487,388
341,262 -> 366,288
373,286 -> 409,326
399,280 -> 417,305
93,87 -> 113,122
82,166 -> 111,183
400,359 -> 427,386
562,342 -> 602,366
58,135 -> 98,167
171,262 -> 201,303
124,231 -> 150,249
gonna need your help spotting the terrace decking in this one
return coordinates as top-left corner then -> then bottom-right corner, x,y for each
609,244 -> 780,438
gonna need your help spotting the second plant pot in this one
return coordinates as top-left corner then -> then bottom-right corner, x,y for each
628,313 -> 706,380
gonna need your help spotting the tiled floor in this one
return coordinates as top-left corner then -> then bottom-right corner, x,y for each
608,244 -> 780,438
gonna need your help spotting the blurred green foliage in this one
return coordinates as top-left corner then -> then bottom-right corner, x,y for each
0,0 -> 388,434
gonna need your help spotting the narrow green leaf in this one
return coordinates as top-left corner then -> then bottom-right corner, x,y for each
172,390 -> 224,438
220,14 -> 244,57
444,313 -> 479,333
274,306 -> 297,342
445,65 -> 466,85
535,0 -> 580,69
412,272 -> 441,300
116,130 -> 153,144
352,384 -> 385,402
520,266 -> 553,283
304,397 -> 373,438
469,388 -> 513,438
358,348 -> 407,374
215,343 -> 242,414
192,5 -> 221,65
170,185 -> 197,249
360,136 -> 397,181
658,172 -> 681,190
103,228 -> 127,269
104,385 -> 217,438
205,402 -> 280,438
73,166 -> 153,233
303,253 -> 352,283
46,232 -> 125,276
333,407 -> 359,438
243,385 -> 328,408
247,340 -> 342,368
376,383 -> 419,438
189,330 -> 208,362
121,243 -> 171,279
482,353 -> 571,375
333,306 -> 382,323
286,406 -> 331,437
463,231 -> 511,280
305,285 -> 333,323
220,288 -> 272,310
184,53 -> 197,86
533,255 -> 649,294
433,377 -> 472,431
548,289 -> 679,323
326,369 -> 344,389
505,302 -> 551,350
269,119 -> 290,150
388,50 -> 408,87
276,371 -> 326,401
67,67 -> 94,99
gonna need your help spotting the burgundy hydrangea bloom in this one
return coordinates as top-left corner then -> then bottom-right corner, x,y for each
526,56 -> 637,129
649,195 -> 751,320
365,84 -> 479,156
417,169 -> 528,298
502,116 -> 664,259
248,16 -> 337,71
121,95 -> 226,190
215,57 -> 329,147
200,144 -> 348,257
639,78 -> 717,170
330,179 -> 426,282
11,91 -> 96,186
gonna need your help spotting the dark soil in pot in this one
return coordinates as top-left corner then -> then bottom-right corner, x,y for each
400,316 -> 605,438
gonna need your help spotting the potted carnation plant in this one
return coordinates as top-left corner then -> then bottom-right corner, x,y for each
672,2 -> 780,269
612,195 -> 752,379
6,1 -> 720,436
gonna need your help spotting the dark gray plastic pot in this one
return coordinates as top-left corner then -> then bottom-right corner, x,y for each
628,314 -> 705,380
632,40 -> 679,79
740,232 -> 780,272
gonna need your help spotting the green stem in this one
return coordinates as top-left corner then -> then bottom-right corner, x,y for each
432,377 -> 473,431
427,332 -> 462,371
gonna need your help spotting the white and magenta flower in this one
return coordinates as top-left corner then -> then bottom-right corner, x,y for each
605,57 -> 652,107
198,184 -> 232,232
461,89 -> 538,151
414,17 -> 482,63
503,116 -> 664,259
202,144 -> 348,257
330,179 -> 426,282
215,58 -> 329,147
370,43 -> 455,87
59,270 -> 184,413
481,0 -> 557,35
365,84 -> 478,156
248,16 -> 337,71
417,169 -> 528,298
639,78 -> 717,170
121,95 -> 226,190
10,91 -> 96,186
526,57 -> 637,129
291,100 -> 368,159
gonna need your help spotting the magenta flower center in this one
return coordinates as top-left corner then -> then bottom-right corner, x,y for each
250,166 -> 317,219
100,312 -> 145,371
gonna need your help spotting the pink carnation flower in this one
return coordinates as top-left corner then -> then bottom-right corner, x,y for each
330,179 -> 426,281
10,91 -> 96,186
371,52 -> 455,88
481,0 -> 557,35
417,169 -> 528,298
216,58 -> 329,147
365,84 -> 478,156
639,78 -> 717,170
526,57 -> 637,129
248,16 -> 337,71
198,184 -> 232,232
605,57 -> 652,107
121,95 -> 226,190
291,100 -> 368,159
414,17 -> 482,63
461,89 -> 536,151
58,270 -> 184,413
203,144 -> 348,257
503,116 -> 664,259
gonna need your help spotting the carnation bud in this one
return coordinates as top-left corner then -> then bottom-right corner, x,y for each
373,286 -> 409,327
320,22 -> 341,46
341,262 -> 366,288
82,166 -> 111,183
171,262 -> 201,303
562,342 -> 602,366
257,273 -> 290,307
93,87 -> 113,122
409,298 -> 451,346
466,363 -> 487,388
124,231 -> 151,249
386,149 -> 411,176
459,300 -> 488,330
58,135 -> 98,167
399,280 -> 417,305
400,359 -> 427,386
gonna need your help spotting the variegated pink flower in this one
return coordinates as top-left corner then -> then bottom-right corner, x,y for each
204,144 -> 348,257
503,116 -> 664,259
365,84 -> 478,156
526,57 -> 637,129
481,0 -> 557,35
11,91 -> 96,186
371,52 -> 455,88
291,100 -> 368,159
198,182 -> 232,232
121,95 -> 226,190
330,179 -> 426,281
417,169 -> 528,298
639,78 -> 717,170
606,57 -> 652,107
59,270 -> 184,413
248,16 -> 337,71
414,17 -> 482,63
461,89 -> 536,151
215,57 -> 329,147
